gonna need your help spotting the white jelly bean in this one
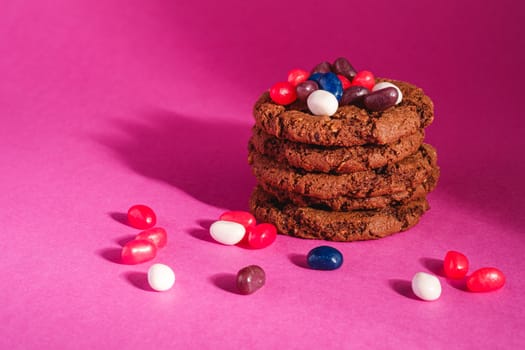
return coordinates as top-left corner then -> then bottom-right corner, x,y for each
372,82 -> 403,105
148,263 -> 176,292
307,89 -> 339,116
209,220 -> 246,245
411,272 -> 442,301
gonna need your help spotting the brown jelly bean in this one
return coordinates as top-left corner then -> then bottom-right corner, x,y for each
236,265 -> 266,295
363,87 -> 398,112
332,57 -> 357,80
340,86 -> 370,106
296,80 -> 319,101
311,61 -> 332,74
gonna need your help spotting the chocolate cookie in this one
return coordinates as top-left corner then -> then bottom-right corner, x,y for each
249,126 -> 425,173
249,144 -> 437,199
253,79 -> 433,147
249,187 -> 430,241
259,166 -> 439,211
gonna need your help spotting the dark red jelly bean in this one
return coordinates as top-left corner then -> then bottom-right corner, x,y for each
237,265 -> 266,295
467,267 -> 506,292
246,223 -> 277,249
363,87 -> 398,112
443,251 -> 469,279
340,86 -> 370,106
287,68 -> 309,86
127,204 -> 156,229
311,61 -> 332,74
121,239 -> 157,264
352,70 -> 375,90
136,227 -> 167,249
332,57 -> 356,80
219,211 -> 256,228
296,80 -> 319,101
269,81 -> 297,105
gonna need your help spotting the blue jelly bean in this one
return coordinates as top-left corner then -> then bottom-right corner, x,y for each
318,72 -> 343,101
307,246 -> 343,270
308,72 -> 323,84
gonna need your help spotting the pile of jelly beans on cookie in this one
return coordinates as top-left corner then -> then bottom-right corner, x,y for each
269,57 -> 402,116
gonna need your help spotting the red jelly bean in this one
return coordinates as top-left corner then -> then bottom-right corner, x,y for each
127,204 -> 156,229
337,74 -> 352,90
287,68 -> 309,86
467,267 -> 506,292
246,223 -> 277,249
136,227 -> 167,248
121,239 -> 157,264
269,81 -> 297,105
219,211 -> 256,228
352,70 -> 375,90
443,250 -> 469,279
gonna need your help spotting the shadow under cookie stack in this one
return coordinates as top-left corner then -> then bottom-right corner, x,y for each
248,57 -> 439,241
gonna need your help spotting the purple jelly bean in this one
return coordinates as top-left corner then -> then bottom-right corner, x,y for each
237,265 -> 266,295
363,87 -> 399,112
340,86 -> 370,106
296,80 -> 319,101
332,57 -> 357,80
311,61 -> 332,74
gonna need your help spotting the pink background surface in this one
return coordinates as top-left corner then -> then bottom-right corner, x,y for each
1,0 -> 524,348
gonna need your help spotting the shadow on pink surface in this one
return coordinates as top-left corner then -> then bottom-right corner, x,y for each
96,110 -> 254,210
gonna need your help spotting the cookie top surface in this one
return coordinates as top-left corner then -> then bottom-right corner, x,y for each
249,144 -> 438,199
249,126 -> 425,174
249,187 -> 430,241
253,79 -> 434,147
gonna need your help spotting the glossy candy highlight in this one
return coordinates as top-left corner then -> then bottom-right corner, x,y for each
136,227 -> 167,249
363,87 -> 398,112
127,204 -> 156,229
466,267 -> 506,292
269,81 -> 297,105
219,211 -> 256,228
306,246 -> 343,270
121,239 -> 157,264
237,265 -> 266,295
318,72 -> 343,101
245,223 -> 277,249
209,220 -> 246,245
443,250 -> 469,279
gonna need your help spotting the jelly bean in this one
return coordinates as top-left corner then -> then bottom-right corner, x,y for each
127,204 -> 156,229
219,211 -> 256,228
337,75 -> 352,90
443,251 -> 469,279
148,263 -> 176,291
340,86 -> 370,106
311,61 -> 332,74
308,72 -> 323,84
136,227 -> 167,249
363,87 -> 398,112
352,70 -> 375,90
246,223 -> 277,249
287,68 -> 310,86
411,272 -> 442,301
209,220 -> 246,245
237,265 -> 266,295
372,82 -> 403,104
466,267 -> 506,292
307,246 -> 343,270
269,81 -> 297,105
121,239 -> 157,264
296,80 -> 319,101
307,90 -> 339,116
332,57 -> 356,80
319,72 -> 343,101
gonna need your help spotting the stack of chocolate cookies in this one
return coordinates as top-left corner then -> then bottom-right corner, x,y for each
248,78 -> 439,241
